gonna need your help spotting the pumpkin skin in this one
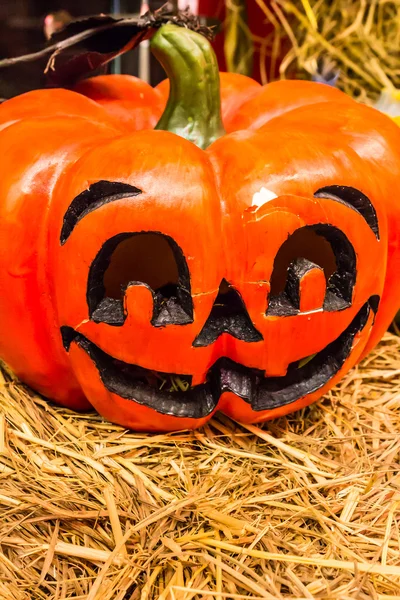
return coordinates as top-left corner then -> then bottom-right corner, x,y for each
72,71 -> 263,132
72,72 -> 353,135
1,28 -> 400,431
74,75 -> 165,130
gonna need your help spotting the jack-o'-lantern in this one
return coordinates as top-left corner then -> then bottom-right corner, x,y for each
1,24 -> 400,432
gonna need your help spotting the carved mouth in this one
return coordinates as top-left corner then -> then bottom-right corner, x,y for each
62,298 -> 375,419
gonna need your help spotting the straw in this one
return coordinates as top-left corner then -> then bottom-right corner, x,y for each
1,331 -> 400,598
252,0 -> 400,104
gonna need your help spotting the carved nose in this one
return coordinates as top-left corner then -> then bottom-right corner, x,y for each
193,279 -> 263,347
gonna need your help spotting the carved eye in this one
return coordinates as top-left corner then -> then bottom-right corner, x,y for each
87,232 -> 193,326
314,185 -> 379,239
267,225 -> 356,316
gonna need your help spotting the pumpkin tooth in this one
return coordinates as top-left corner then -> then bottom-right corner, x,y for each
64,298 -> 372,419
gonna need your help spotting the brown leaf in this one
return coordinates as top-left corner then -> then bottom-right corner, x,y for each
0,6 -> 214,97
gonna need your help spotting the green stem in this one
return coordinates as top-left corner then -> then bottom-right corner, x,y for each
150,24 -> 225,150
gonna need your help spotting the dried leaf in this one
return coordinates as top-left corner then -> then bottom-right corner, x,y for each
0,6 -> 213,96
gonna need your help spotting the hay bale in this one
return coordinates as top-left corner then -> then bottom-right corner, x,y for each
1,333 -> 400,598
253,0 -> 400,104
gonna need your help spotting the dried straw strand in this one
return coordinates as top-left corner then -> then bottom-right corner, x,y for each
1,333 -> 400,598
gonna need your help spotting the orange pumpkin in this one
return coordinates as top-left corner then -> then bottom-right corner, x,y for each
1,24 -> 400,431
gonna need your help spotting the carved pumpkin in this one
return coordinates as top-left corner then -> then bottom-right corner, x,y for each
1,24 -> 400,432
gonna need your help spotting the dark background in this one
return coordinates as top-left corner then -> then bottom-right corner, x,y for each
0,1 -> 275,98
0,0 -> 170,96
0,1 -> 113,58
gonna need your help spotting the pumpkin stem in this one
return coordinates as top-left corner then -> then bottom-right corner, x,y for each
150,24 -> 225,149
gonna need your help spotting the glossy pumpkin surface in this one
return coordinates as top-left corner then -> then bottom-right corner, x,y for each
1,25 -> 400,431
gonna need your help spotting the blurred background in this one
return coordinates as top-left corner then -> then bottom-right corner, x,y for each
0,1 -> 276,95
1,1 -> 399,106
